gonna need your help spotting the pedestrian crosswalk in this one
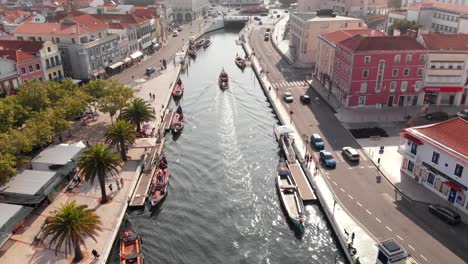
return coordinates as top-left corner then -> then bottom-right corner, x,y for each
271,80 -> 308,88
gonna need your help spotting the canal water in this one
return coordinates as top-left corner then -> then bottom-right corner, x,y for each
114,29 -> 344,263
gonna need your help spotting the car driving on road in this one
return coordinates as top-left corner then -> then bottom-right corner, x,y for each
320,150 -> 336,168
311,133 -> 324,150
429,204 -> 461,225
300,95 -> 311,104
283,92 -> 293,102
342,147 -> 360,162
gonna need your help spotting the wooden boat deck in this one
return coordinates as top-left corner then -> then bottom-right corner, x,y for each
278,177 -> 299,214
287,162 -> 316,202
162,109 -> 174,131
129,139 -> 165,207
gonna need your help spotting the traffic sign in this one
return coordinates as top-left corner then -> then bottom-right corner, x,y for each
379,146 -> 384,154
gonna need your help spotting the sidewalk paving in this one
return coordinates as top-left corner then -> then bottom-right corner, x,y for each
243,30 -> 377,264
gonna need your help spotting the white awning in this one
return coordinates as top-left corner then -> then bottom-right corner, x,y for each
108,61 -> 123,69
130,51 -> 143,60
122,57 -> 131,63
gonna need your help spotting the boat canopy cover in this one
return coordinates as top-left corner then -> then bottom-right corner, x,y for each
274,125 -> 294,135
176,106 -> 183,115
277,161 -> 290,176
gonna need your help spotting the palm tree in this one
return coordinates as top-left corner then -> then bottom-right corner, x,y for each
121,98 -> 155,133
77,144 -> 121,203
40,201 -> 102,262
105,120 -> 136,161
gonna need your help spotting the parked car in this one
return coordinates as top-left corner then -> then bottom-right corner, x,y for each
428,204 -> 461,225
177,26 -> 183,31
260,13 -> 268,16
273,10 -> 278,14
311,133 -> 324,150
235,7 -> 241,10
259,21 -> 263,25
320,150 -> 336,168
284,10 -> 289,13
425,111 -> 448,121
266,28 -> 271,32
456,109 -> 468,119
342,147 -> 360,162
254,16 -> 261,21
300,95 -> 311,104
172,31 -> 178,37
283,92 -> 293,102
264,35 -> 269,41
146,67 -> 156,76
277,14 -> 281,18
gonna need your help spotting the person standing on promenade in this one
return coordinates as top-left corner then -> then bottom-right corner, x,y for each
115,178 -> 120,190
120,177 -> 124,187
109,183 -> 113,193
92,249 -> 99,259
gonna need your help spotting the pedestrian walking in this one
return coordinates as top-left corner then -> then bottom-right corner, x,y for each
351,232 -> 355,243
163,59 -> 167,69
92,249 -> 100,259
120,177 -> 124,187
153,94 -> 156,100
269,86 -> 271,91
116,178 -> 121,190
108,183 -> 113,193
314,166 -> 318,175
59,136 -> 62,143
149,92 -> 152,100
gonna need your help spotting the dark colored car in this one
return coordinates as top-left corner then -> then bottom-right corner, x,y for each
320,150 -> 336,168
266,28 -> 271,32
311,133 -> 324,150
146,67 -> 156,76
429,204 -> 461,225
425,111 -> 449,121
277,14 -> 281,18
300,95 -> 311,104
264,35 -> 269,41
259,21 -> 263,25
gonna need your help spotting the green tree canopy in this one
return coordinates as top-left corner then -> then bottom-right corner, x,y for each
40,201 -> 102,262
105,120 -> 136,161
389,19 -> 422,35
98,80 -> 133,123
121,98 -> 156,133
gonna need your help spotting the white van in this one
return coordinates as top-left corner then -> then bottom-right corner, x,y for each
172,31 -> 178,37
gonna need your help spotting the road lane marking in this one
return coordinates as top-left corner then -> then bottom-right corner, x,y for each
358,149 -> 367,161
347,167 -> 353,170
348,194 -> 354,200
356,202 -> 363,207
359,166 -> 365,169
367,165 -> 374,169
335,152 -> 345,162
326,175 -> 331,179
340,188 -> 345,193
366,209 -> 372,215
396,235 -> 404,241
333,181 -> 338,186
408,244 -> 415,251
386,226 -> 392,232
420,255 -> 428,261
375,217 -> 382,223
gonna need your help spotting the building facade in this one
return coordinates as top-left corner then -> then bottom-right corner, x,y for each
297,0 -> 388,17
316,29 -> 386,89
405,2 -> 468,34
399,118 -> 468,215
13,14 -> 121,80
334,35 -> 427,107
0,57 -> 19,97
0,50 -> 45,83
289,12 -> 366,65
172,0 -> 210,22
384,10 -> 407,33
417,33 -> 468,106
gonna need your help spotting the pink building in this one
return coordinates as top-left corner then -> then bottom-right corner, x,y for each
334,35 -> 427,108
0,50 -> 45,83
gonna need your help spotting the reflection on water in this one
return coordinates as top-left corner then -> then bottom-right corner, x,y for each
111,29 -> 344,264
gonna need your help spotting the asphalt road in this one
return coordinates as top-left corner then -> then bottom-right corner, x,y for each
250,27 -> 468,264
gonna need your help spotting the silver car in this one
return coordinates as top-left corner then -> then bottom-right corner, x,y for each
283,92 -> 293,102
342,147 -> 360,162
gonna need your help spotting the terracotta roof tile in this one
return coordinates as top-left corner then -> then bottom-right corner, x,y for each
14,14 -> 107,35
421,33 -> 468,51
322,29 -> 386,45
338,35 -> 426,52
0,40 -> 44,54
0,49 -> 36,62
405,118 -> 468,159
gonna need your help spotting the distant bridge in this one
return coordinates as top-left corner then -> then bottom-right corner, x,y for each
223,15 -> 250,26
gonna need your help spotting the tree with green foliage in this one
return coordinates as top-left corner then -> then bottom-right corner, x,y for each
98,80 -> 133,123
0,153 -> 17,184
121,98 -> 156,133
389,19 -> 422,35
40,201 -> 102,262
105,120 -> 137,161
77,144 -> 121,203
15,80 -> 50,112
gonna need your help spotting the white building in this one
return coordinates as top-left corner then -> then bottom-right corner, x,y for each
399,118 -> 468,215
403,0 -> 468,8
297,0 -> 388,17
171,0 -> 210,22
405,2 -> 468,33
289,11 -> 366,65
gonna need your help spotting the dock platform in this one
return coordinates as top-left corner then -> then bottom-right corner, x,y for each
288,162 -> 316,203
162,109 -> 174,131
129,138 -> 165,207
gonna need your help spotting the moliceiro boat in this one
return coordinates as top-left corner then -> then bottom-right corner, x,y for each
218,69 -> 229,90
171,105 -> 184,133
195,38 -> 205,48
203,39 -> 212,48
172,78 -> 184,98
275,160 -> 305,233
235,56 -> 246,70
120,230 -> 143,264
148,156 -> 169,207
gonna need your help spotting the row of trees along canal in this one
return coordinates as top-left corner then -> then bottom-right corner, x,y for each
0,78 -> 157,262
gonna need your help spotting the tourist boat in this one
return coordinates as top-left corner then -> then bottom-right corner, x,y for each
218,69 -> 229,90
172,78 -> 184,98
119,230 -> 143,264
235,56 -> 246,70
148,157 -> 169,207
195,38 -> 205,47
171,105 -> 184,133
203,39 -> 212,48
188,48 -> 197,58
275,160 -> 305,233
